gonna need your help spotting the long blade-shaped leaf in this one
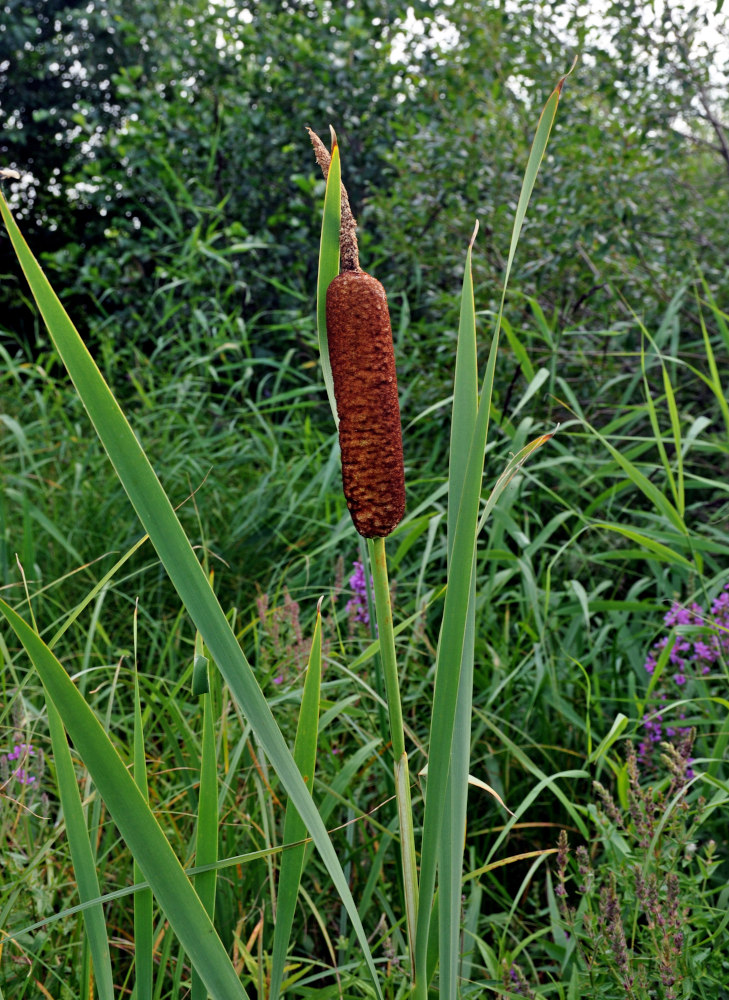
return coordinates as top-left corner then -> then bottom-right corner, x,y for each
448,223 -> 480,547
46,699 -> 115,1000
576,408 -> 687,535
413,68 -> 573,997
132,613 -> 154,1000
192,637 -> 219,1000
269,602 -> 322,1000
27,564 -> 118,1000
0,191 -> 382,998
439,224 -> 479,1000
317,142 -> 341,424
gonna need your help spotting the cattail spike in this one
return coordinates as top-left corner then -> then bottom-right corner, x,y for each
311,126 -> 405,536
326,270 -> 405,537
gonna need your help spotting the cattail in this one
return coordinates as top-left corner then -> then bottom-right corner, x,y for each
308,125 -> 405,538
326,269 -> 405,537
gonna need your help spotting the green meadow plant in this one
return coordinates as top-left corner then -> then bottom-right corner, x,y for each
0,67 -> 575,998
549,736 -> 729,999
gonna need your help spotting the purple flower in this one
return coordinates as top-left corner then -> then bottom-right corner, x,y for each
346,560 -> 372,626
712,587 -> 729,614
640,584 -> 729,768
669,638 -> 690,665
3,743 -> 37,786
694,640 -> 715,663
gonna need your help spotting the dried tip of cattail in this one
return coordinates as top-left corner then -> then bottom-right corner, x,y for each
329,124 -> 338,151
306,124 -> 359,271
316,594 -> 324,615
469,219 -> 479,249
326,270 -> 405,538
306,127 -> 331,173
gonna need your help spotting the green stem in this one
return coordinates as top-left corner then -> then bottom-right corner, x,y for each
368,536 -> 419,983
360,536 -> 390,750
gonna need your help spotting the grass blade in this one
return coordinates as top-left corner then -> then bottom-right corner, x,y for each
192,635 -> 219,1000
45,700 -> 115,1000
132,603 -> 154,1000
593,522 -> 694,568
20,565 -> 117,1000
571,407 -> 687,535
639,333 -> 682,515
695,281 -> 729,437
269,601 -> 323,1000
478,430 -> 556,533
316,140 -> 341,424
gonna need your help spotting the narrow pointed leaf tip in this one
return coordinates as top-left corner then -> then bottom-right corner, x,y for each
468,773 -> 515,817
556,55 -> 578,96
329,124 -> 338,150
469,220 -> 479,249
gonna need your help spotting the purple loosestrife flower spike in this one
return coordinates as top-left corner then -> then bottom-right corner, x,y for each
346,560 -> 372,625
3,743 -> 37,786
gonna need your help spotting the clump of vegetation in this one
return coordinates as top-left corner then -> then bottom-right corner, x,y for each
1,4 -> 728,997
551,736 -> 727,998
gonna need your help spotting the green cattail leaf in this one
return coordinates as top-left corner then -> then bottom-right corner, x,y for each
317,142 -> 341,424
192,653 -> 210,696
269,601 -> 323,1000
438,221 -> 478,999
413,67 -> 574,998
0,597 -> 251,1000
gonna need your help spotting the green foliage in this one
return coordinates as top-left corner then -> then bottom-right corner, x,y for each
2,4 -> 729,995
551,738 -> 729,999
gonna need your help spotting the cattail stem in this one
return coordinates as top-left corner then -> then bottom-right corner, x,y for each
368,535 -> 419,981
360,536 -> 390,745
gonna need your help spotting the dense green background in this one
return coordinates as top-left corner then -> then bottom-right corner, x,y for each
2,0 -> 728,349
2,1 -> 729,996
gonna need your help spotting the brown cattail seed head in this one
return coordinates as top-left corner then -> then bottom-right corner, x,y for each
326,270 -> 405,538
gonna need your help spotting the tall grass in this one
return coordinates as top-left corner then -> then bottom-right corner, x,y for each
1,65 -> 728,1000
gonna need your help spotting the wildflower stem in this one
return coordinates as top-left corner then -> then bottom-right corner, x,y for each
368,535 -> 419,980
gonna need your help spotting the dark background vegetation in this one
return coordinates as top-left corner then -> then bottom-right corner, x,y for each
2,1 -> 729,995
2,0 -> 728,351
